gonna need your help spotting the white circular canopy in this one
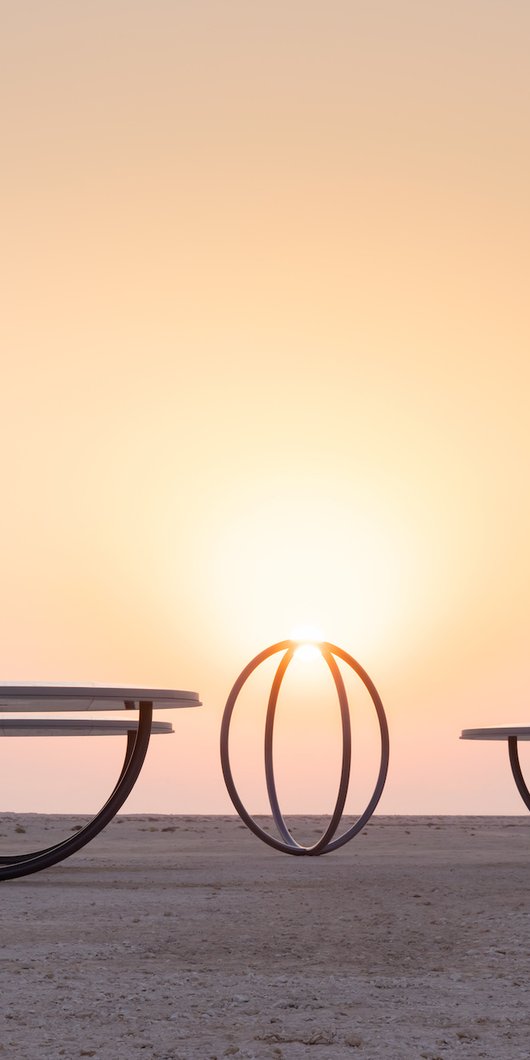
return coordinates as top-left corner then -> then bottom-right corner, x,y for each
461,726 -> 530,741
0,684 -> 201,712
0,719 -> 174,736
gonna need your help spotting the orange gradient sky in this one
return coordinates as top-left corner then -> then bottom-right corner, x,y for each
1,2 -> 530,816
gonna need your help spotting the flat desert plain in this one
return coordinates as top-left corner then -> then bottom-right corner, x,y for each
1,815 -> 529,1060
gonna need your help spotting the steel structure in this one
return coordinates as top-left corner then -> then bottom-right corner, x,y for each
0,685 -> 200,880
461,725 -> 530,812
220,640 -> 389,855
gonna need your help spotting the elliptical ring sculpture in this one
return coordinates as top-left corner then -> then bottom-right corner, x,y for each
220,640 -> 389,855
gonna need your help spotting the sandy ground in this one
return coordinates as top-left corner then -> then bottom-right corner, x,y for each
1,814 -> 530,1060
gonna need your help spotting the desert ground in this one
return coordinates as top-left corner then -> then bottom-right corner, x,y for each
1,815 -> 529,1060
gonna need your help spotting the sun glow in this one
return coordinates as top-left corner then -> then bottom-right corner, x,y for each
290,625 -> 324,662
293,643 -> 322,662
201,477 -> 431,669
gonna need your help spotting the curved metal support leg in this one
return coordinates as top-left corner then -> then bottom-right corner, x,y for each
0,704 -> 153,881
0,731 -> 138,866
508,736 -> 530,812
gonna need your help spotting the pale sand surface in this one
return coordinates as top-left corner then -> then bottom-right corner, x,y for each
1,815 -> 530,1060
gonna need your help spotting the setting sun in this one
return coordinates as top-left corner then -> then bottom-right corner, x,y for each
292,643 -> 322,663
289,625 -> 324,662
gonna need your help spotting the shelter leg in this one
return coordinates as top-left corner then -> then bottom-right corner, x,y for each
0,731 -> 137,865
0,705 -> 153,881
508,736 -> 530,812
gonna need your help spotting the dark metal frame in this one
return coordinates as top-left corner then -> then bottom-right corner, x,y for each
220,640 -> 389,855
0,702 -> 153,881
508,736 -> 530,811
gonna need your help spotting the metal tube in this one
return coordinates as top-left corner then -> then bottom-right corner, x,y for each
0,731 -> 138,866
508,736 -> 530,811
220,640 -> 389,856
0,704 -> 153,881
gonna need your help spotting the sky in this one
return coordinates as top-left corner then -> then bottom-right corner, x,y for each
1,1 -> 530,818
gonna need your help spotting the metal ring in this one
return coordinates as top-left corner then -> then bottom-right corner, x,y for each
220,640 -> 389,855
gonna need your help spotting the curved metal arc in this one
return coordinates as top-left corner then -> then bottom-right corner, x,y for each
0,704 -> 154,881
319,642 -> 389,852
508,736 -> 530,811
220,642 -> 305,854
263,647 -> 353,855
0,731 -> 138,865
305,649 -> 352,854
264,647 -> 302,849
